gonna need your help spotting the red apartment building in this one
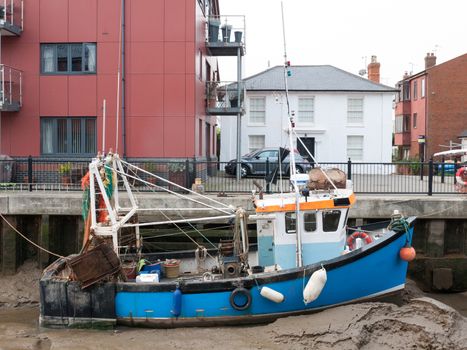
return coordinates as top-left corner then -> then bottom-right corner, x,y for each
0,0 -> 243,161
394,53 -> 467,161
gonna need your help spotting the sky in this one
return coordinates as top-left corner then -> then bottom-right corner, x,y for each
217,0 -> 467,87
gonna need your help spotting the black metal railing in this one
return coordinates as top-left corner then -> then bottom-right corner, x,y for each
0,157 -> 464,195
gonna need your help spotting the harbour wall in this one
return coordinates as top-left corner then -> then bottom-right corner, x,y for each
0,192 -> 466,291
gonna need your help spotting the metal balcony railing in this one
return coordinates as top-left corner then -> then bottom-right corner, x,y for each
0,64 -> 22,111
0,0 -> 23,34
207,15 -> 245,55
206,80 -> 244,111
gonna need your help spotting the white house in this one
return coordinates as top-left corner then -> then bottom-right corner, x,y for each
220,64 -> 397,169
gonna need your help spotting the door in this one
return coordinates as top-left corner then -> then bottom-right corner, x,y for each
297,137 -> 315,163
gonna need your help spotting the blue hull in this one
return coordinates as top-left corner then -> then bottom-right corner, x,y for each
115,218 -> 415,327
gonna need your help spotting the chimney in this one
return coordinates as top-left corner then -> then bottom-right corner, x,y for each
367,55 -> 380,83
425,52 -> 437,69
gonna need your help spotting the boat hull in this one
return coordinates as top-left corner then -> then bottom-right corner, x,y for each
40,218 -> 415,328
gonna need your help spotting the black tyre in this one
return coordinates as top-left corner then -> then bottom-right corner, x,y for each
240,164 -> 249,178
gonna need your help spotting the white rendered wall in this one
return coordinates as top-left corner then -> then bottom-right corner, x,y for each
220,91 -> 394,173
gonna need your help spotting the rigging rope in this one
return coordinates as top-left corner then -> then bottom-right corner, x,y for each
0,213 -> 65,259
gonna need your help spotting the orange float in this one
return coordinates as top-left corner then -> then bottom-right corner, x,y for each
399,245 -> 416,262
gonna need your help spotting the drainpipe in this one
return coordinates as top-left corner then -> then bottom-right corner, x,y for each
121,0 -> 126,158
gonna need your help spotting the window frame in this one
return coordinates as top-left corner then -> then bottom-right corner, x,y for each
413,80 -> 418,100
297,97 -> 315,124
421,78 -> 425,98
347,97 -> 364,125
248,96 -> 266,125
285,212 -> 296,234
41,43 -> 97,75
347,135 -> 364,161
40,117 -> 97,157
303,212 -> 317,233
248,135 -> 265,153
413,113 -> 417,129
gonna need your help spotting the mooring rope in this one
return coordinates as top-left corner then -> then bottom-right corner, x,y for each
0,213 -> 65,259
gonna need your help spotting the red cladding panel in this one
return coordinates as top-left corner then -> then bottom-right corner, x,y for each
164,74 -> 186,117
127,117 -> 165,157
39,76 -> 68,116
69,0 -> 97,42
40,0 -> 68,42
129,0 -> 164,42
130,42 -> 164,74
68,76 -> 97,116
164,117 -> 186,156
128,74 -> 164,117
164,0 -> 186,41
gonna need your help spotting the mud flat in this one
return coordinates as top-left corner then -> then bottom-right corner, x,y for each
1,264 -> 466,350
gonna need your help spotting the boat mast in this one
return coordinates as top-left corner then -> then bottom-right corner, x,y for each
281,2 -> 303,267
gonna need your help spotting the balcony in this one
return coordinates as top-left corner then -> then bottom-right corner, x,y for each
394,132 -> 411,146
206,15 -> 245,56
206,81 -> 244,116
0,64 -> 22,112
0,0 -> 23,36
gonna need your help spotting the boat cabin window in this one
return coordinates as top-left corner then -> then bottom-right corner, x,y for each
285,212 -> 296,234
303,212 -> 317,232
323,210 -> 341,232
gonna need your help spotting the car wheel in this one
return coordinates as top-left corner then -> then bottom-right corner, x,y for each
287,165 -> 303,176
240,164 -> 249,178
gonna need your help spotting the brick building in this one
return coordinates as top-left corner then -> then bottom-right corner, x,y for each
0,0 -> 244,161
394,53 -> 467,160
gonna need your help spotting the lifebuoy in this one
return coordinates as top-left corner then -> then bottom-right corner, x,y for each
455,167 -> 467,186
347,231 -> 373,250
229,287 -> 252,311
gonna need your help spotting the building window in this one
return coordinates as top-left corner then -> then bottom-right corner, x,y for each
304,212 -> 317,232
298,97 -> 314,123
403,81 -> 410,101
403,147 -> 410,160
413,80 -> 418,100
347,98 -> 363,124
285,212 -> 296,234
395,115 -> 403,133
403,115 -> 410,132
413,113 -> 417,129
347,135 -> 363,161
41,117 -> 97,156
249,97 -> 266,124
41,43 -> 96,74
248,135 -> 265,152
421,78 -> 425,98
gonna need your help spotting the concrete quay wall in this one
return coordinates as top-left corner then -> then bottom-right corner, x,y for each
0,193 -> 466,219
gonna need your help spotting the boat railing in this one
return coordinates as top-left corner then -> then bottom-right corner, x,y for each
0,157 -> 463,195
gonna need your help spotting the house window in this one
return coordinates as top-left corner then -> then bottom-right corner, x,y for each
421,78 -> 425,98
395,115 -> 403,133
248,135 -> 265,152
347,135 -> 363,161
413,113 -> 417,129
249,97 -> 266,124
403,81 -> 410,101
403,115 -> 410,132
298,97 -> 314,123
323,210 -> 341,232
41,117 -> 97,156
304,212 -> 317,232
413,80 -> 418,100
41,43 -> 96,74
403,147 -> 410,160
347,98 -> 363,124
285,212 -> 296,234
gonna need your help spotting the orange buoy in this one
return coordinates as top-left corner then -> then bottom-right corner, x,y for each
399,245 -> 416,262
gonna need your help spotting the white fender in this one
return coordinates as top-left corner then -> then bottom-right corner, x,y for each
303,267 -> 327,304
260,286 -> 285,303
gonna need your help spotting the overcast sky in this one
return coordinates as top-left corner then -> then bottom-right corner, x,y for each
217,0 -> 467,87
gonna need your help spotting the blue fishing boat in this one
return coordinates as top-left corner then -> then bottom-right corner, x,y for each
39,149 -> 416,328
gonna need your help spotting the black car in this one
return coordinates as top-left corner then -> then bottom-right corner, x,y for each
224,148 -> 311,178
